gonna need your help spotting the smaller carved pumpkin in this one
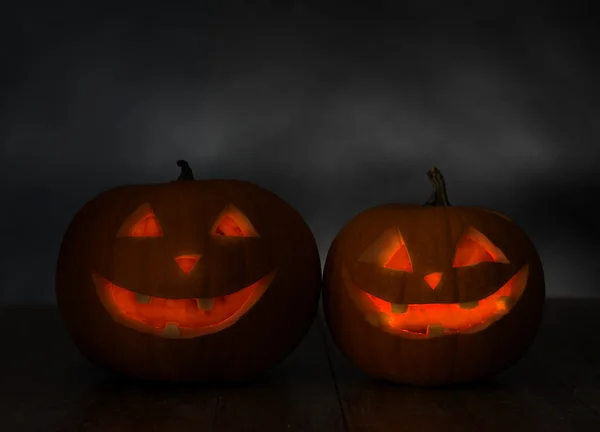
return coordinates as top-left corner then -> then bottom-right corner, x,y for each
56,161 -> 322,381
323,167 -> 545,385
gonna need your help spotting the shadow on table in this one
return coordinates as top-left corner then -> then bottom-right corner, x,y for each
2,306 -> 344,432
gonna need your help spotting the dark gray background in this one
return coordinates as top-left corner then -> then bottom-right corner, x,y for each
1,2 -> 598,304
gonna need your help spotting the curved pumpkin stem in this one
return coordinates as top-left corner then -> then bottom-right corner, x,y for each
176,160 -> 195,181
424,166 -> 451,206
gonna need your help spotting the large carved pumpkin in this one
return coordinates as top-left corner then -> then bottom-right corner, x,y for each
323,167 -> 545,385
56,160 -> 321,381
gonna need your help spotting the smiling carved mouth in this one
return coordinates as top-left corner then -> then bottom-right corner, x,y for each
344,265 -> 529,338
92,270 -> 277,339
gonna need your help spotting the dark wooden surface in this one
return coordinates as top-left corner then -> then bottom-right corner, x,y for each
1,298 -> 599,432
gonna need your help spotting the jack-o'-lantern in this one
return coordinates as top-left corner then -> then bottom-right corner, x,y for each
56,160 -> 321,381
323,167 -> 545,385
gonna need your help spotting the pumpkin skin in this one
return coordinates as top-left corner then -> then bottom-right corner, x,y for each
323,168 -> 545,386
56,162 -> 321,382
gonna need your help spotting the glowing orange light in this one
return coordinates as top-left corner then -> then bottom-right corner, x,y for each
350,265 -> 529,338
128,212 -> 163,237
210,206 -> 259,237
214,216 -> 244,236
453,237 -> 493,266
384,242 -> 413,272
423,272 -> 443,289
452,228 -> 508,267
92,270 -> 276,338
174,254 -> 200,275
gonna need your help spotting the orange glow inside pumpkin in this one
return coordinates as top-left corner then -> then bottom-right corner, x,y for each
127,211 -> 163,237
359,228 -> 414,272
211,206 -> 259,237
351,265 -> 528,338
174,254 -> 200,275
108,283 -> 251,329
423,272 -> 443,289
214,216 -> 244,236
93,271 -> 276,338
384,242 -> 413,272
453,228 -> 508,267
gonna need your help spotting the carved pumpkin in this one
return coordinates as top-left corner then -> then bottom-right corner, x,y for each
56,160 -> 321,381
323,167 -> 545,385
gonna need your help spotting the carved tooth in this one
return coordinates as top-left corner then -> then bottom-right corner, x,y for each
496,296 -> 515,311
459,301 -> 479,309
426,324 -> 445,337
163,323 -> 181,338
391,303 -> 408,314
365,312 -> 383,327
136,293 -> 151,304
196,298 -> 214,310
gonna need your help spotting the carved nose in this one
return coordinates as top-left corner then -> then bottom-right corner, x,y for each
174,254 -> 201,275
424,272 -> 443,289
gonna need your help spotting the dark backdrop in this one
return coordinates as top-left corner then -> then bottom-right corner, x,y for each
1,2 -> 598,303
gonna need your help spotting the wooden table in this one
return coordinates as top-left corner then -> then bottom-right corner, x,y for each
2,298 -> 599,431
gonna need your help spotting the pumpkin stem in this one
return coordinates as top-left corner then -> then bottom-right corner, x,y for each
424,166 -> 451,206
176,160 -> 195,181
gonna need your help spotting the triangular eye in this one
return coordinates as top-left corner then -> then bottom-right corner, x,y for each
359,228 -> 413,273
210,205 -> 259,238
129,212 -> 163,237
116,203 -> 163,238
452,227 -> 508,267
384,242 -> 413,272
